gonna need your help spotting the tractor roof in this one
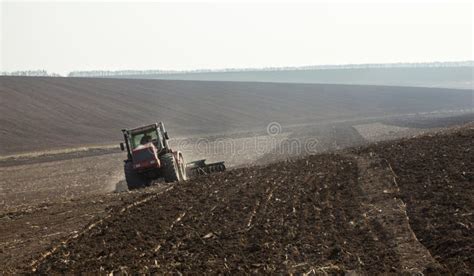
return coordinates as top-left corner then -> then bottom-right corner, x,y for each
126,123 -> 158,134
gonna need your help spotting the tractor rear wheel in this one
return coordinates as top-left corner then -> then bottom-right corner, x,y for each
161,153 -> 181,183
124,161 -> 151,190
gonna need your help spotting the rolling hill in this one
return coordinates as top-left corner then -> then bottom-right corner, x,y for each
0,76 -> 472,155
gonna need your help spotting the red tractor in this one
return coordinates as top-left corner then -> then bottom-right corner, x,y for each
120,122 -> 225,190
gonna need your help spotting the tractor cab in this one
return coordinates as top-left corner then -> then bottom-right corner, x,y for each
130,127 -> 163,150
120,122 -> 170,171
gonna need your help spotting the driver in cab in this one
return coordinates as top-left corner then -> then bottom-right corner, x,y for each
140,134 -> 152,145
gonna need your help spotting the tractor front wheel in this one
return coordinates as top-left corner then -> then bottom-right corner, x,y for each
161,153 -> 181,183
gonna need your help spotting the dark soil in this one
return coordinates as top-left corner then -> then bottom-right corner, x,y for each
37,154 -> 414,274
354,124 -> 474,273
3,124 -> 472,274
0,185 -> 171,274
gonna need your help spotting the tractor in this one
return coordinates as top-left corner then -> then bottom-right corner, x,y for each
120,122 -> 225,190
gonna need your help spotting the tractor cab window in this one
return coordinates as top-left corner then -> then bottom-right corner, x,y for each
131,130 -> 159,149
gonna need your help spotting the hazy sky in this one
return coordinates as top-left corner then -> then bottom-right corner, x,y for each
1,0 -> 472,74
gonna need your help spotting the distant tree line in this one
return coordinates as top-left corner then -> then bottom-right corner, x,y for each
67,61 -> 474,77
2,61 -> 472,78
0,70 -> 61,77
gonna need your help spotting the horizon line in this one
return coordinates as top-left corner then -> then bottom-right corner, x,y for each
2,60 -> 473,77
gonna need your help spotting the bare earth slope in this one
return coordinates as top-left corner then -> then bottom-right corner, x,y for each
1,76 -> 472,155
355,126 -> 474,273
18,124 -> 471,274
